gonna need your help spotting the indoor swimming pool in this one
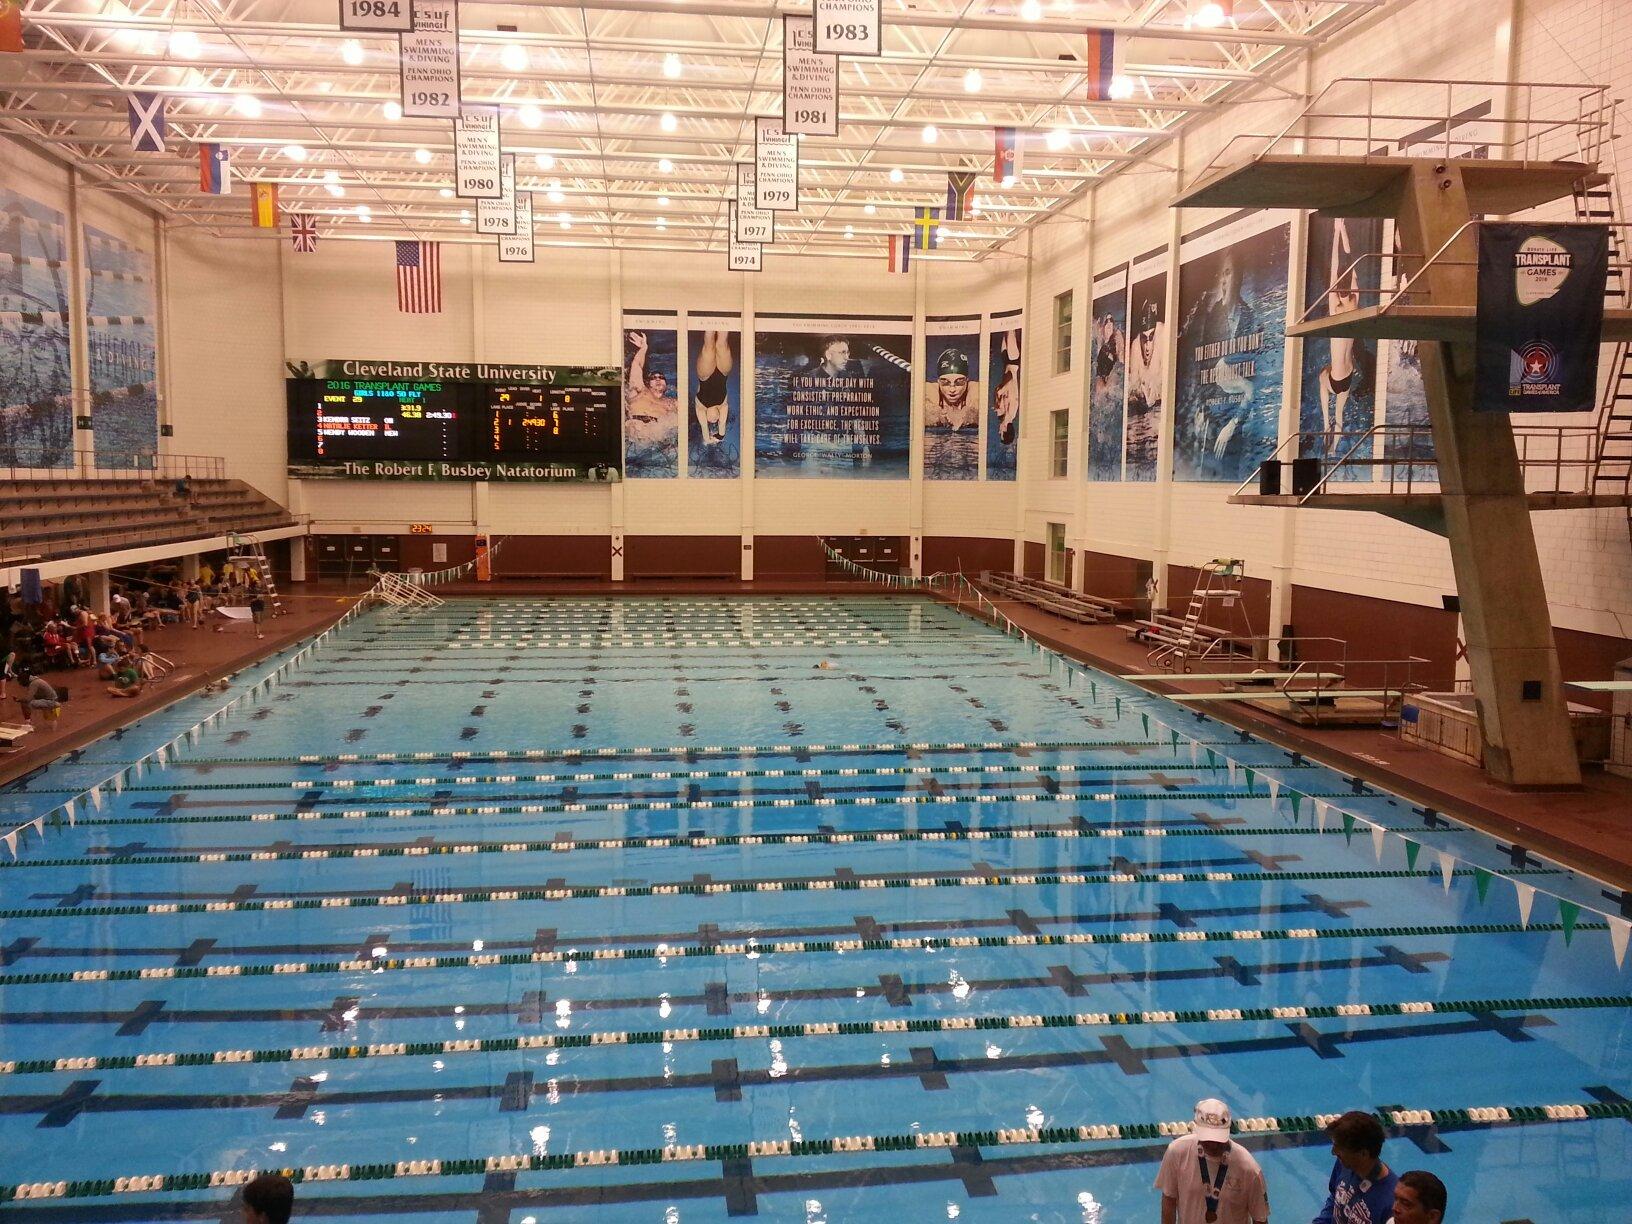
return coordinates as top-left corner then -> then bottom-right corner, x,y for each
1,596 -> 1628,1222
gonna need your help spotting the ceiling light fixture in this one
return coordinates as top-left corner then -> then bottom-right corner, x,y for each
889,167 -> 904,183
383,99 -> 403,120
1108,75 -> 1135,101
1020,0 -> 1042,20
340,38 -> 364,65
414,147 -> 432,164
663,53 -> 682,79
534,152 -> 555,170
558,213 -> 572,229
656,217 -> 667,230
1196,1 -> 1230,28
963,68 -> 982,94
519,104 -> 544,129
921,124 -> 938,143
1045,127 -> 1070,151
439,187 -> 454,198
863,203 -> 876,215
233,93 -> 263,118
460,209 -> 472,224
500,43 -> 528,73
168,30 -> 201,59
281,144 -> 307,161
657,194 -> 670,207
658,158 -> 674,173
546,188 -> 564,203
660,112 -> 678,132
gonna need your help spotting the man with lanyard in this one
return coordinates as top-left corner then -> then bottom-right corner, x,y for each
1314,1112 -> 1398,1224
1155,1098 -> 1270,1224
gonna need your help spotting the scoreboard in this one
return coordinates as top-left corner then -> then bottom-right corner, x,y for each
488,383 -> 615,458
309,380 -> 466,461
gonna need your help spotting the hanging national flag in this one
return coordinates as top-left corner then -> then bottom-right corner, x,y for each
250,181 -> 279,229
198,143 -> 232,194
1084,27 -> 1126,102
886,233 -> 911,274
290,213 -> 319,253
0,0 -> 22,53
127,92 -> 166,152
913,206 -> 940,251
395,240 -> 442,314
945,170 -> 977,222
993,127 -> 1023,184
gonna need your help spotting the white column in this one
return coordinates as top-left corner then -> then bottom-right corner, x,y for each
1071,193 -> 1097,591
1150,136 -> 1187,613
65,170 -> 92,476
1012,228 -> 1035,571
87,570 -> 111,616
908,258 -> 927,577
153,214 -> 174,450
740,271 -> 756,580
608,248 -> 626,580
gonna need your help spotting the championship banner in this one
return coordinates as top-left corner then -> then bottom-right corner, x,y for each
985,311 -> 1022,480
1124,250 -> 1167,482
1474,222 -> 1607,413
1086,265 -> 1128,481
923,314 -> 981,481
755,313 -> 912,479
727,204 -> 763,271
497,192 -> 534,263
1299,216 -> 1382,480
622,311 -> 680,478
782,17 -> 839,137
477,154 -> 516,234
340,0 -> 412,31
400,0 -> 459,119
454,106 -> 501,198
1172,216 -> 1290,482
735,164 -> 774,244
813,0 -> 880,57
754,117 -> 799,210
689,317 -> 742,478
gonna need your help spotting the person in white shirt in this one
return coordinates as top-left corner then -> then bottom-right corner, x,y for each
1155,1098 -> 1270,1224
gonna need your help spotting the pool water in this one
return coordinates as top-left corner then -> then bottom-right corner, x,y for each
2,596 -> 1629,1223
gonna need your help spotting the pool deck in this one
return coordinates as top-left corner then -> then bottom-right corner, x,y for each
5,576 -> 1628,898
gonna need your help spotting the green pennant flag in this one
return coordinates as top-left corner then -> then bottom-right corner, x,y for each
1474,867 -> 1492,903
1290,793 -> 1302,821
1170,731 -> 1180,753
1114,697 -> 1122,719
1206,748 -> 1217,770
1090,682 -> 1098,702
1141,713 -> 1150,737
1342,813 -> 1355,844
1243,768 -> 1255,793
1404,839 -> 1421,872
1560,900 -> 1580,944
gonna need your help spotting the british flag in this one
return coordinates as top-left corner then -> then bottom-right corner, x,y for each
289,214 -> 318,253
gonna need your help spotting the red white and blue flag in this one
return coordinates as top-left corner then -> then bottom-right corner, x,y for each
993,127 -> 1022,184
127,93 -> 165,153
395,240 -> 442,313
198,143 -> 231,194
289,214 -> 319,254
1084,28 -> 1125,102
886,234 -> 911,274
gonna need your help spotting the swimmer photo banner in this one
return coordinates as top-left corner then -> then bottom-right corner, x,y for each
985,309 -> 1022,481
689,316 -> 743,478
1173,215 -> 1290,482
1474,221 -> 1607,413
399,0 -> 460,120
1086,265 -> 1128,482
922,314 -> 981,481
754,313 -> 912,479
782,16 -> 840,136
622,311 -> 680,478
1124,248 -> 1167,482
1299,216 -> 1383,481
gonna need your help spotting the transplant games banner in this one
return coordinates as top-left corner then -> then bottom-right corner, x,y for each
622,310 -> 680,478
922,314 -> 981,480
986,309 -> 1022,481
1087,266 -> 1127,481
1173,217 -> 1290,482
689,314 -> 743,478
1299,217 -> 1381,481
1125,251 -> 1167,482
754,313 -> 912,478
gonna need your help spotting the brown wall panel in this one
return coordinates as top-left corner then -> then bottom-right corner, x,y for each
922,536 -> 1013,577
754,536 -> 829,579
625,535 -> 740,578
399,534 -> 476,573
1021,540 -> 1045,578
1289,585 -> 1457,690
1081,550 -> 1151,605
494,535 -> 611,579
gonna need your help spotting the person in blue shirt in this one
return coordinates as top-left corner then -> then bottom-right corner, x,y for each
1313,1112 -> 1398,1224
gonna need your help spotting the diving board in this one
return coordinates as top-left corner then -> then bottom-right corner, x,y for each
1120,672 -> 1345,683
1164,689 -> 1405,703
1564,680 -> 1632,692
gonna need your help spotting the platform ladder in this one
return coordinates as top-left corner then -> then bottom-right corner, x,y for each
225,532 -> 282,608
368,569 -> 445,608
1574,125 -> 1632,542
1149,558 -> 1245,670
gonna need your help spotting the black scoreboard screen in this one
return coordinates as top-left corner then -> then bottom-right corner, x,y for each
487,383 -> 617,465
289,379 -> 472,462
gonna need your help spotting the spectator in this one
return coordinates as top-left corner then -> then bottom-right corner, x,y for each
106,657 -> 146,699
1314,1112 -> 1397,1224
240,1173 -> 293,1224
0,643 -> 14,699
40,620 -> 84,669
1389,1172 -> 1445,1224
95,644 -> 124,680
199,561 -> 215,587
1155,1098 -> 1270,1224
184,580 -> 203,628
15,670 -> 61,726
250,590 -> 267,640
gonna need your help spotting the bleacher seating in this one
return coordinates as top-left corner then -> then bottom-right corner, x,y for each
0,477 -> 296,565
980,572 -> 1119,624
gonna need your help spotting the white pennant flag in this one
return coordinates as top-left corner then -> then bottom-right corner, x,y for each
2,831 -> 15,859
156,746 -> 168,767
133,760 -> 146,780
1370,822 -> 1386,862
1267,777 -> 1281,808
1315,800 -> 1329,832
29,816 -> 44,839
1609,916 -> 1630,969
1514,880 -> 1536,928
189,726 -> 202,746
1437,850 -> 1456,891
64,800 -> 76,827
89,786 -> 103,811
113,771 -> 125,794
1188,741 -> 1199,765
1226,762 -> 1238,785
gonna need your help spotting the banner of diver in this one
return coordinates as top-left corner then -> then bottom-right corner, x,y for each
622,323 -> 680,477
1124,274 -> 1166,482
922,330 -> 980,480
688,328 -> 741,476
1087,282 -> 1127,481
985,323 -> 1021,480
1298,217 -> 1379,480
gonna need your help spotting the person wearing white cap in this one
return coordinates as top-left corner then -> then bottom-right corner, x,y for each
1155,1098 -> 1271,1224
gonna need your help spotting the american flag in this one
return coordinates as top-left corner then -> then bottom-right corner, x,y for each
395,240 -> 441,314
289,214 -> 318,253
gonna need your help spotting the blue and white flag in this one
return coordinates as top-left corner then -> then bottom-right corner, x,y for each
128,92 -> 166,152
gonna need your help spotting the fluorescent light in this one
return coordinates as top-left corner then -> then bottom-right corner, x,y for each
500,43 -> 528,73
325,182 -> 345,198
439,187 -> 453,198
663,53 -> 682,79
1196,2 -> 1228,28
340,39 -> 364,66
660,112 -> 678,132
863,203 -> 876,215
356,204 -> 371,218
168,30 -> 201,59
414,148 -> 432,164
963,68 -> 982,94
921,124 -> 938,143
1020,0 -> 1042,19
280,144 -> 307,161
1046,127 -> 1070,151
656,218 -> 667,230
546,188 -> 564,204
844,225 -> 854,238
888,167 -> 904,183
383,100 -> 403,120
233,94 -> 263,118
1108,75 -> 1135,101
519,104 -> 544,129
558,213 -> 572,229
534,152 -> 555,170
658,158 -> 674,173
657,195 -> 670,207
460,209 -> 472,224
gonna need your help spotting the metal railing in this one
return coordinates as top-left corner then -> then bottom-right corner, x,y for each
1190,78 -> 1613,191
0,452 -> 227,482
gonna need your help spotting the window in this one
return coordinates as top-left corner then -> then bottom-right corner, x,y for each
1050,409 -> 1069,478
1053,289 -> 1074,374
1046,522 -> 1068,585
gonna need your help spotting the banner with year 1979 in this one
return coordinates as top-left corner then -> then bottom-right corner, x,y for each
1474,221 -> 1607,413
400,0 -> 459,119
755,117 -> 799,211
